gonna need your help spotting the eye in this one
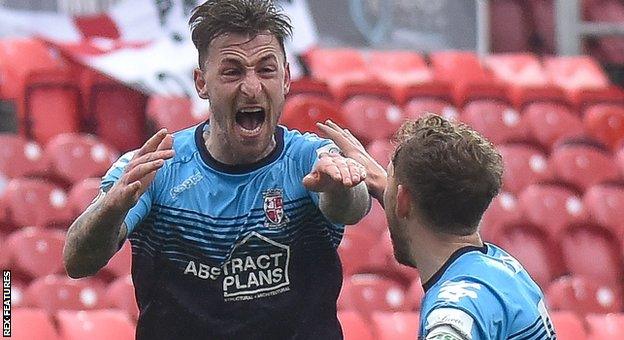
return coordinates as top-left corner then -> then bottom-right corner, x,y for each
260,66 -> 276,74
222,68 -> 241,77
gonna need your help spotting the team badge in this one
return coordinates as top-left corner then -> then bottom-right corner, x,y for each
263,189 -> 289,228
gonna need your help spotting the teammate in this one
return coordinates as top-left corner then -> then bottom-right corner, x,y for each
318,116 -> 556,340
62,1 -> 370,339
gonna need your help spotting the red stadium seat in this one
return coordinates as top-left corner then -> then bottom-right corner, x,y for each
281,95 -> 346,134
287,78 -> 332,98
461,100 -> 528,145
24,275 -> 106,313
45,133 -> 118,185
489,1 -> 532,53
67,178 -> 101,218
480,192 -> 523,241
584,183 -> 624,243
57,309 -> 135,340
337,310 -> 375,340
341,96 -> 403,144
368,51 -> 432,86
586,313 -> 624,340
498,143 -> 553,194
338,227 -> 378,276
305,49 -> 371,99
511,85 -> 569,110
340,274 -> 409,316
550,141 -> 620,191
517,183 -> 588,238
571,86 -> 624,110
584,104 -> 624,150
0,134 -> 46,178
522,102 -> 584,149
10,308 -> 60,340
11,279 -> 27,308
494,224 -> 562,289
20,70 -> 82,145
146,95 -> 204,133
102,241 -> 132,278
430,51 -> 490,84
544,56 -> 610,92
84,73 -> 147,151
547,276 -> 622,315
484,53 -> 547,88
366,139 -> 394,168
372,311 -> 420,340
105,275 -> 138,320
550,311 -> 587,340
354,200 -> 388,238
3,178 -> 72,228
560,224 -> 622,285
0,232 -> 8,268
6,227 -> 65,279
405,278 -> 424,312
403,98 -> 458,121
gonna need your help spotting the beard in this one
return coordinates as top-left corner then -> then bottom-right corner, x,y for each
387,215 -> 416,268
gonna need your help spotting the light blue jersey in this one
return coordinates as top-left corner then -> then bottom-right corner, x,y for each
101,122 -> 347,339
419,244 -> 556,340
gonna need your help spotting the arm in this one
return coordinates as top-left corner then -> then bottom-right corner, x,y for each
63,129 -> 174,278
316,120 -> 388,205
425,325 -> 469,340
303,153 -> 370,225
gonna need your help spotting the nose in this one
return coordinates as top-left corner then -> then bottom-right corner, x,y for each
240,71 -> 262,99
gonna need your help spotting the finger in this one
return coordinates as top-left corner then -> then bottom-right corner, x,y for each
126,150 -> 175,172
316,122 -> 346,142
331,158 -> 353,187
124,159 -> 165,183
346,160 -> 363,183
156,133 -> 174,151
344,129 -> 364,148
134,129 -> 168,159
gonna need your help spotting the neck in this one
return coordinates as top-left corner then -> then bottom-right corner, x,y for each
203,125 -> 276,165
413,230 -> 483,285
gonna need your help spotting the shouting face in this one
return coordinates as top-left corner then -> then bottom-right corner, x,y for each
194,32 -> 290,164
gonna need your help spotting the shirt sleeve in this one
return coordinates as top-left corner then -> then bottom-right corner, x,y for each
100,150 -> 153,236
423,280 -> 505,340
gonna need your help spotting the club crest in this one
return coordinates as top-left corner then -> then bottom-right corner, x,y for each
263,189 -> 289,228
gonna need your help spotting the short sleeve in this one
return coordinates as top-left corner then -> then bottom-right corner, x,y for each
100,150 -> 153,236
423,280 -> 504,340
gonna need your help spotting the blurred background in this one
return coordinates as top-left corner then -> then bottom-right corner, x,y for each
0,0 -> 623,339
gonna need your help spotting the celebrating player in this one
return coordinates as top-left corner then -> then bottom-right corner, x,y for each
62,1 -> 370,339
318,116 -> 556,340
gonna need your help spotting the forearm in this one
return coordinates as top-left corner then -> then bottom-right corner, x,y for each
366,167 -> 388,206
319,181 -> 370,225
63,196 -> 126,278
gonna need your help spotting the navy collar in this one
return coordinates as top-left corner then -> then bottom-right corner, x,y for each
194,121 -> 285,174
422,244 -> 488,292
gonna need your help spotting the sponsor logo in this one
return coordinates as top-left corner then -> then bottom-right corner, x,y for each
170,170 -> 203,199
263,189 -> 289,228
437,280 -> 481,303
182,232 -> 291,302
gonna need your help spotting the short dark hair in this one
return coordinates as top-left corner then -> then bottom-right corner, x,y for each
189,0 -> 293,67
391,114 -> 503,236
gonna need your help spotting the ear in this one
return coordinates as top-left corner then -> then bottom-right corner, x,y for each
396,184 -> 412,219
283,61 -> 291,95
193,68 -> 209,99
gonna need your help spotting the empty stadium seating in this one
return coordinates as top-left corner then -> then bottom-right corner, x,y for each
550,140 -> 620,191
371,312 -> 420,340
547,276 -> 622,315
10,308 -> 60,340
522,102 -> 585,149
105,275 -> 139,320
583,183 -> 624,242
460,100 -> 527,145
583,103 -> 624,149
550,311 -> 587,340
337,310 -> 375,340
56,309 -> 135,340
6,227 -> 65,279
585,313 -> 624,340
145,95 -> 202,133
45,133 -> 118,185
67,178 -> 101,218
2,178 -> 72,229
0,134 -> 46,179
497,143 -> 553,194
480,192 -> 523,241
24,275 -> 107,313
341,96 -> 403,144
339,274 -> 409,316
281,95 -> 346,135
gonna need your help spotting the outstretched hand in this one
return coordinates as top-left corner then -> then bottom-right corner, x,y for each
105,128 -> 175,212
303,152 -> 366,193
316,120 -> 388,204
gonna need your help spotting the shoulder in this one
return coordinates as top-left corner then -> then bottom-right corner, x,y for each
169,124 -> 201,164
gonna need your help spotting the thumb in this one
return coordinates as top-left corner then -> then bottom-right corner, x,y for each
302,171 -> 321,191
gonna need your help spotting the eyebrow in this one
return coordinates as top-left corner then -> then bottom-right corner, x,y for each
220,54 -> 278,67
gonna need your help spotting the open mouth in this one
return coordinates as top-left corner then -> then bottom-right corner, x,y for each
235,107 -> 266,135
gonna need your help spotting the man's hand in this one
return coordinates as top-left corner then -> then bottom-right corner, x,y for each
303,153 -> 366,193
316,120 -> 388,205
105,128 -> 175,212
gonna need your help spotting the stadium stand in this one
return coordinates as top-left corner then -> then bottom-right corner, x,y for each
56,309 -> 135,340
546,275 -> 623,315
550,311 -> 587,340
6,227 -> 65,279
339,274 -> 409,317
24,274 -> 107,313
337,310 -> 375,340
371,311 -> 420,340
10,308 -> 60,340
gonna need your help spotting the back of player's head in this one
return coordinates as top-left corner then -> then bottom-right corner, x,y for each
189,0 -> 293,68
391,114 -> 503,236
